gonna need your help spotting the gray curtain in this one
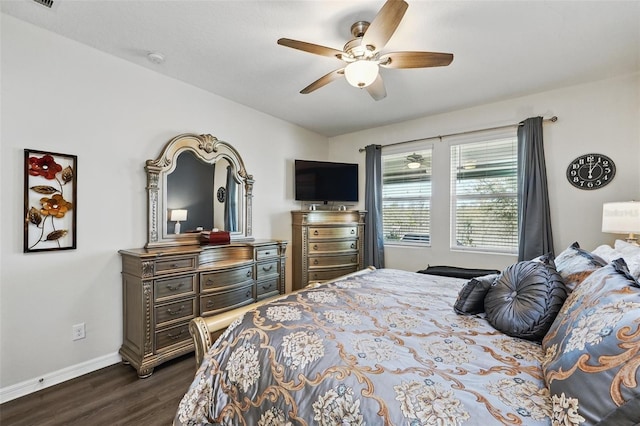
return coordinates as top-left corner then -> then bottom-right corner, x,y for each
224,165 -> 238,232
364,144 -> 385,268
517,116 -> 554,261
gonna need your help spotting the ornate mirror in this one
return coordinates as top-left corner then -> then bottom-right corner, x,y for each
145,133 -> 253,248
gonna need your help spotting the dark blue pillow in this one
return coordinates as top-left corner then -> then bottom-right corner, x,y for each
453,274 -> 499,315
484,257 -> 567,341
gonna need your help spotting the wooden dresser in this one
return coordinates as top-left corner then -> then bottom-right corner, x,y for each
118,240 -> 286,377
291,210 -> 365,290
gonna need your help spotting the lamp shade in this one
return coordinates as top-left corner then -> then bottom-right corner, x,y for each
344,60 -> 379,88
170,209 -> 188,222
602,202 -> 640,233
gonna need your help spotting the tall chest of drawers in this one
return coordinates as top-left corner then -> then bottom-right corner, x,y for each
291,210 -> 365,290
119,240 -> 286,378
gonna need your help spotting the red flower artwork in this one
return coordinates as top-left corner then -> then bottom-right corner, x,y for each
25,151 -> 76,251
29,155 -> 63,180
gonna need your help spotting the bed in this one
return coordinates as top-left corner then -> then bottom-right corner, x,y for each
174,241 -> 640,426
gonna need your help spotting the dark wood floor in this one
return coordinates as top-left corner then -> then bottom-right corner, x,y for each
0,354 -> 196,426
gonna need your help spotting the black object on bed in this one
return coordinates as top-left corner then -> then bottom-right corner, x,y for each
417,265 -> 501,279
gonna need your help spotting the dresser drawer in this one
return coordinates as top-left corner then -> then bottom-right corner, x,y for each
154,298 -> 196,327
154,274 -> 197,302
308,240 -> 357,254
256,246 -> 278,260
201,265 -> 254,291
155,323 -> 191,352
256,260 -> 279,279
257,277 -> 279,298
309,253 -> 358,268
200,282 -> 254,316
308,226 -> 357,240
154,255 -> 198,275
308,266 -> 359,282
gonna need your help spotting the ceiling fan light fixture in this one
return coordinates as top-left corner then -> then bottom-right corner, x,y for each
344,60 -> 379,88
407,161 -> 421,169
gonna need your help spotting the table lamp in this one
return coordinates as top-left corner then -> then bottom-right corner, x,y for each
170,209 -> 188,234
602,201 -> 640,244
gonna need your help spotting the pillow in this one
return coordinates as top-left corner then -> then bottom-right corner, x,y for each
417,265 -> 501,279
542,259 -> 640,424
484,257 -> 567,341
592,244 -> 618,262
453,274 -> 499,315
554,242 -> 606,292
614,239 -> 640,279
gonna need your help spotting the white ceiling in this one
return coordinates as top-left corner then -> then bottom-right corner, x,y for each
2,0 -> 639,137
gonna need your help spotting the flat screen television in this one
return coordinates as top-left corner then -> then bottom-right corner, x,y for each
295,160 -> 358,202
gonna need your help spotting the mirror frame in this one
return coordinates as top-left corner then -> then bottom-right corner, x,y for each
145,133 -> 254,248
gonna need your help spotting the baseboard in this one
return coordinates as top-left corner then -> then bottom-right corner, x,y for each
0,352 -> 122,404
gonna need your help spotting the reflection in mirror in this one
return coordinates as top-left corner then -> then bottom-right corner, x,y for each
145,133 -> 253,248
166,151 -> 214,234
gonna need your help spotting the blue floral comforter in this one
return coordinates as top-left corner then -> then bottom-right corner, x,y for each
174,268 -> 551,425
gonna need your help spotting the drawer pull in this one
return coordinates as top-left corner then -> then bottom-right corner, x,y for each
204,279 -> 214,287
170,263 -> 180,269
166,305 -> 185,315
262,283 -> 272,290
166,283 -> 184,291
313,259 -> 319,265
262,265 -> 274,272
167,329 -> 187,340
350,229 -> 355,234
246,289 -> 252,298
246,270 -> 252,277
351,257 -> 356,263
351,243 -> 355,249
264,251 -> 271,256
206,300 -> 215,308
313,244 -> 318,250
313,230 -> 319,236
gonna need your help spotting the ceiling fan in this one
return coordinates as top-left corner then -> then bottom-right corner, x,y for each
277,0 -> 453,101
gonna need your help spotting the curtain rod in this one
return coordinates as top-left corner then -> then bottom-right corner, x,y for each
358,116 -> 558,152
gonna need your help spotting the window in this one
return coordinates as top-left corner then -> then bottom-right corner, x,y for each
382,148 -> 432,245
450,137 -> 518,252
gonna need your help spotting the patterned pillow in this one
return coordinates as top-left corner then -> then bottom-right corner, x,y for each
554,242 -> 606,293
542,259 -> 640,425
484,257 -> 567,341
453,274 -> 499,315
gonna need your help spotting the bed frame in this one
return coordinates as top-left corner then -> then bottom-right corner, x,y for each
188,267 -> 376,367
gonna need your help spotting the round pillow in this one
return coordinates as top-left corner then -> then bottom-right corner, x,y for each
484,259 -> 567,341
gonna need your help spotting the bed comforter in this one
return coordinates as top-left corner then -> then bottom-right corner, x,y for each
174,268 -> 551,425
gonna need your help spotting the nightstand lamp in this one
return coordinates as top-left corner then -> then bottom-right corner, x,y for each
602,201 -> 640,245
170,209 -> 188,234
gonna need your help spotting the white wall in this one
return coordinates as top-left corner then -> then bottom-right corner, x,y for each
329,73 -> 640,272
0,15 -> 328,400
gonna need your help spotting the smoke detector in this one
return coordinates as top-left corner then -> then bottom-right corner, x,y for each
147,52 -> 165,65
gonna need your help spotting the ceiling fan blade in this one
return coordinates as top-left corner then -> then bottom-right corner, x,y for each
361,0 -> 408,52
380,51 -> 454,69
300,69 -> 345,94
277,38 -> 344,60
366,74 -> 387,101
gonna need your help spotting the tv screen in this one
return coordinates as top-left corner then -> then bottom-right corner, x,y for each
295,160 -> 358,202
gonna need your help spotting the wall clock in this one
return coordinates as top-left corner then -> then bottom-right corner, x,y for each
217,186 -> 226,203
566,153 -> 616,190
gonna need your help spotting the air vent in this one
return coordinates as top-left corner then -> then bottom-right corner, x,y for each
32,0 -> 54,8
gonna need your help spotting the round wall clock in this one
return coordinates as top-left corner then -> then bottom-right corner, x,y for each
217,186 -> 226,202
566,153 -> 616,190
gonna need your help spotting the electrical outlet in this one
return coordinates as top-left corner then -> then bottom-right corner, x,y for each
72,323 -> 85,341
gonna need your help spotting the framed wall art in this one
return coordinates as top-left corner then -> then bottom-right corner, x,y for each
24,149 -> 77,253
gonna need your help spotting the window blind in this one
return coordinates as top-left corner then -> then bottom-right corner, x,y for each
450,138 -> 518,252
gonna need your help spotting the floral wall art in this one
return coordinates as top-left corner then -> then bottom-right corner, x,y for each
24,149 -> 77,252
